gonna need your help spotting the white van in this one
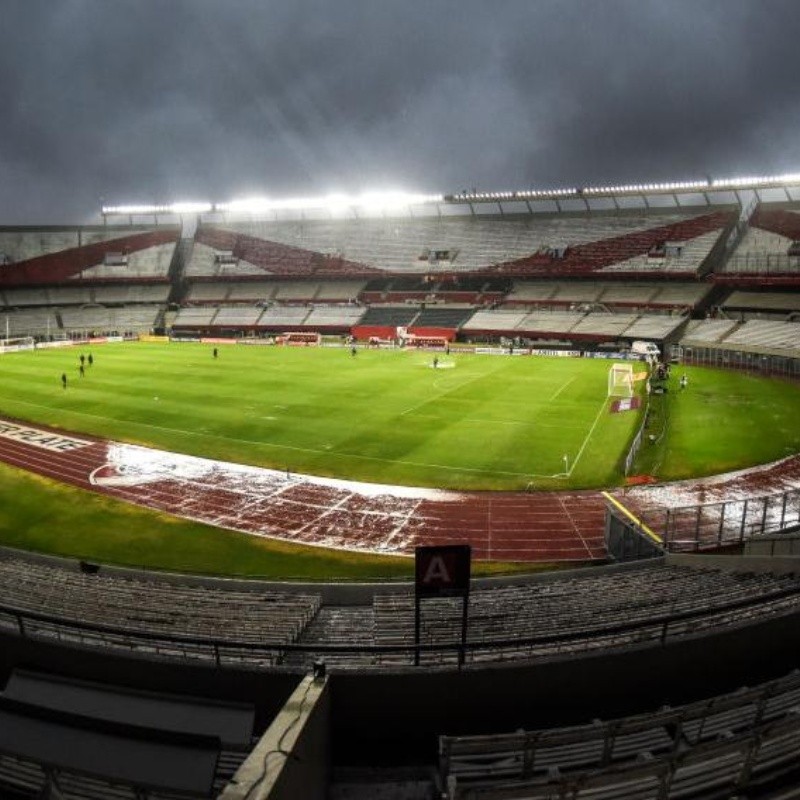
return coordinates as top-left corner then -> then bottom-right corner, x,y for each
630,340 -> 660,357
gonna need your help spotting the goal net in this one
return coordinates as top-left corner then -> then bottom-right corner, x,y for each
608,363 -> 635,397
0,336 -> 35,354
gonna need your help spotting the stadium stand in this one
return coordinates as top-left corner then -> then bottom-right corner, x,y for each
411,307 -> 474,328
92,284 -> 169,304
570,312 -> 640,337
212,306 -> 263,327
257,305 -> 312,327
0,670 -> 255,799
679,318 -> 740,345
0,556 -> 320,660
3,556 -> 797,671
172,306 -> 219,327
59,305 -> 161,334
2,191 -> 799,798
462,310 -> 534,334
185,211 -> 732,278
438,668 -> 800,799
0,308 -> 59,337
623,314 -> 686,340
357,306 -> 419,327
721,290 -> 800,318
0,225 -> 179,285
722,319 -> 800,352
226,281 -> 277,302
301,306 -> 365,329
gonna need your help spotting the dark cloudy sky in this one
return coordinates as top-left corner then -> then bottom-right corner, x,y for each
2,0 -> 799,223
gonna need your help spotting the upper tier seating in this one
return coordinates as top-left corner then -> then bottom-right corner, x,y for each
187,211 -> 731,277
0,226 -> 179,285
723,208 -> 800,274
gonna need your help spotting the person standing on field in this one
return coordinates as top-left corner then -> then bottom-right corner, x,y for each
61,373 -> 67,389
88,353 -> 93,367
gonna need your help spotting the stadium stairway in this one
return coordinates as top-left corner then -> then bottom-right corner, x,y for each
167,237 -> 195,306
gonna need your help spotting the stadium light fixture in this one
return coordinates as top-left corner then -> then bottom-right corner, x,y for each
101,202 -> 213,216
215,191 -> 443,215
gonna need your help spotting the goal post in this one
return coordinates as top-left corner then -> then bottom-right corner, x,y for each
608,363 -> 635,398
0,336 -> 35,354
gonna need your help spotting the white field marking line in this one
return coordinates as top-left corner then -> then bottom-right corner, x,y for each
549,376 -> 577,401
409,411 -> 586,430
1,395 -> 529,479
557,495 -> 595,558
399,361 -> 508,417
567,395 -> 611,477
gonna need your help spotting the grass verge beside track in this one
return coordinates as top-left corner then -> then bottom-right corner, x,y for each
0,462 -> 540,580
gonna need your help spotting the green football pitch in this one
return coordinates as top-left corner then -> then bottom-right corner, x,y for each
0,342 -> 798,491
1,341 -> 799,579
1,342 -> 645,491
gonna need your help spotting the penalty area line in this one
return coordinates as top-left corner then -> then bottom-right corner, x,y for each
567,395 -> 610,477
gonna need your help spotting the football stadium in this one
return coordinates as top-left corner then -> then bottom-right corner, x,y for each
1,173 -> 800,799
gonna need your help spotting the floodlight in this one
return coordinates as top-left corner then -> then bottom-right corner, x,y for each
102,202 -> 212,216
215,191 -> 442,215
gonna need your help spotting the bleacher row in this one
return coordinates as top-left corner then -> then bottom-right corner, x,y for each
4,557 -> 796,671
0,305 -> 163,336
681,318 -> 800,355
439,668 -> 800,799
183,278 -> 709,309
186,211 -> 728,276
289,564 -> 800,668
172,303 -> 689,340
1,284 -> 168,307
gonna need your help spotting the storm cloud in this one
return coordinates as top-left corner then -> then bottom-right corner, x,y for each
1,0 -> 799,222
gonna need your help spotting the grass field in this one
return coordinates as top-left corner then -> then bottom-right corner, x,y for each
633,365 -> 800,480
0,342 -> 646,490
1,341 -> 798,578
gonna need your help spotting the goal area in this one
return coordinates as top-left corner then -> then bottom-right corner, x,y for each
608,363 -> 635,397
0,336 -> 35,354
277,331 -> 322,346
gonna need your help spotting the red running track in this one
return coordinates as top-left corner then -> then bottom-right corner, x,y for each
0,416 -> 608,562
